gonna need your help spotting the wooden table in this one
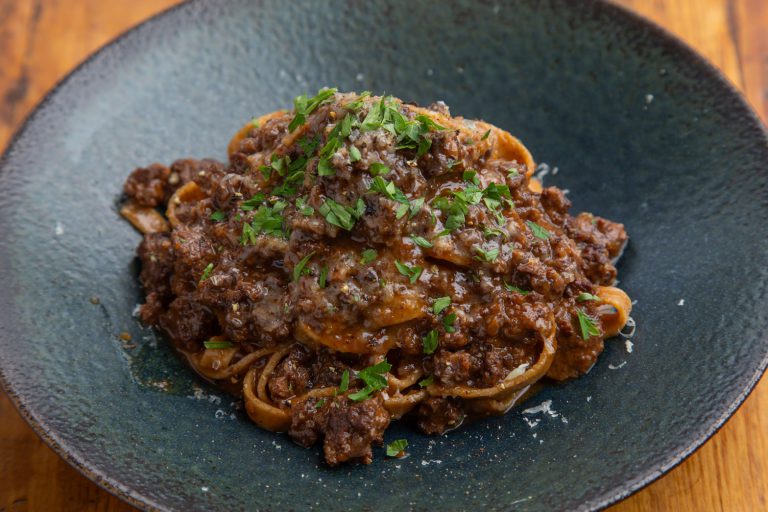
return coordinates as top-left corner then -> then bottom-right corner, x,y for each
0,1 -> 766,510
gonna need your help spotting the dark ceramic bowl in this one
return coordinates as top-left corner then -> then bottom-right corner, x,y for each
1,0 -> 767,510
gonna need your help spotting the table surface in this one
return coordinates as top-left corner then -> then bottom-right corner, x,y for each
0,0 -> 766,510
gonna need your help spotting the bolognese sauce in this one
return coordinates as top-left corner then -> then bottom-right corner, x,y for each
121,89 -> 631,466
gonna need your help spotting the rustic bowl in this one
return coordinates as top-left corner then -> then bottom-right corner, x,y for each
1,0 -> 767,510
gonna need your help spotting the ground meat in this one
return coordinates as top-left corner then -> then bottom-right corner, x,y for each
123,163 -> 169,207
289,394 -> 390,466
157,297 -> 216,351
123,91 -> 630,466
137,233 -> 173,296
567,213 -> 627,285
417,397 -> 465,435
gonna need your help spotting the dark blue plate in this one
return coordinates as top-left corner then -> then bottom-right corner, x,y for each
1,0 -> 767,510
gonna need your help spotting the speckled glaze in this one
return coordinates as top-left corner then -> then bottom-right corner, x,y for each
1,0 -> 767,510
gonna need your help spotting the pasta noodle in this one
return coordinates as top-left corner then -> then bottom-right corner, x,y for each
121,89 -> 632,465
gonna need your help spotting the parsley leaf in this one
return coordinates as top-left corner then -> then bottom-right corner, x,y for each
432,296 -> 451,314
199,263 -> 214,284
336,370 -> 349,395
360,249 -> 378,264
369,176 -> 408,204
481,128 -> 491,140
414,114 -> 445,132
247,201 -> 288,239
319,198 -> 362,230
526,220 -> 551,239
240,193 -> 267,211
314,398 -> 326,409
474,245 -> 499,262
318,265 -> 329,288
410,235 -> 433,248
210,210 -> 226,222
442,312 -> 457,333
349,360 -> 392,401
408,197 -> 425,219
577,292 -> 601,302
422,329 -> 439,354
289,87 -> 337,132
463,170 -> 480,185
317,157 -> 335,176
504,281 -> 530,295
395,260 -> 423,283
295,196 -> 314,216
293,252 -> 315,282
368,162 -> 390,176
349,146 -> 362,162
203,339 -> 233,349
418,375 -> 434,387
577,309 -> 602,340
386,439 -> 408,457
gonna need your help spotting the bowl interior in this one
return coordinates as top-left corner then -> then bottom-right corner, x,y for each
1,0 -> 767,511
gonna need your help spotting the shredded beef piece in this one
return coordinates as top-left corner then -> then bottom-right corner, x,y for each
289,394 -> 390,466
417,397 -> 465,435
124,164 -> 169,207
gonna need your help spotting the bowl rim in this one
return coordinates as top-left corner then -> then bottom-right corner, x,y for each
0,0 -> 766,511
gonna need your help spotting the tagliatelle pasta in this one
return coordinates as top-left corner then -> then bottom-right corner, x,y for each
121,89 -> 631,466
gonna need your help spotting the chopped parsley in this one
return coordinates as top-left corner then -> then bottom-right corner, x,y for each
418,375 -> 434,387
289,87 -> 337,132
508,167 -> 520,177
577,309 -> 602,340
395,260 -> 423,283
483,226 -> 506,238
349,360 -> 391,401
432,296 -> 451,314
408,197 -> 425,219
360,249 -> 378,264
474,246 -> 499,262
349,146 -> 362,162
292,252 -> 315,282
410,235 -> 433,248
298,135 -> 321,155
359,97 -> 443,158
314,398 -> 326,409
203,339 -> 233,349
368,162 -> 390,176
241,200 -> 288,241
369,176 -> 408,204
318,198 -> 364,230
317,157 -> 336,176
481,128 -> 491,140
526,220 -> 551,239
442,312 -> 457,333
463,170 -> 480,185
336,370 -> 350,395
577,292 -> 601,302
432,195 -> 468,232
240,193 -> 267,211
386,439 -> 408,457
422,329 -> 439,354
504,281 -> 530,295
318,265 -> 329,288
295,196 -> 314,216
199,263 -> 214,284
209,210 -> 226,222
482,182 -> 512,210
344,91 -> 370,111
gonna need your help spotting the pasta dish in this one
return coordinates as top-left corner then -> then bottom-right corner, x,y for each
121,89 -> 631,465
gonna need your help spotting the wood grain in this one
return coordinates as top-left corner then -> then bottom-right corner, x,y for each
0,1 -> 766,510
